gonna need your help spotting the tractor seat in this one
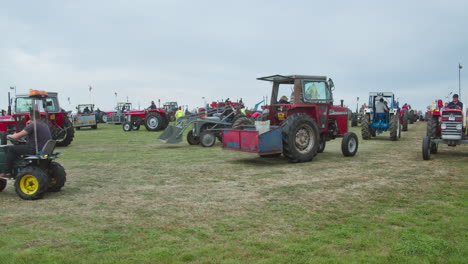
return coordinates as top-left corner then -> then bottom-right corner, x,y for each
39,140 -> 56,156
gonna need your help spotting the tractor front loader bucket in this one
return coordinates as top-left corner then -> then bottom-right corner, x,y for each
158,125 -> 184,144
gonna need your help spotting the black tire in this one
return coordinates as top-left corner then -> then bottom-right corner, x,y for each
389,114 -> 400,141
361,116 -> 371,140
47,162 -> 66,192
342,132 -> 359,157
409,110 -> 415,124
169,112 -> 176,122
14,166 -> 49,200
144,113 -> 164,131
351,119 -> 358,127
422,136 -> 431,160
55,118 -> 75,147
91,125 -> 97,129
0,132 -> 7,145
100,113 -> 108,123
132,123 -> 140,131
402,111 -> 409,131
281,113 -> 319,163
0,178 -> 6,192
317,135 -> 326,153
187,130 -> 200,145
123,122 -> 132,132
232,116 -> 254,128
427,117 -> 438,138
260,153 -> 282,158
200,131 -> 216,147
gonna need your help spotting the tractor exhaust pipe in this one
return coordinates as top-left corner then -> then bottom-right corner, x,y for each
7,92 -> 11,115
340,99 -> 344,107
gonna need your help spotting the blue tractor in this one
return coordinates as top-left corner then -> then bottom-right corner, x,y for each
361,92 -> 401,141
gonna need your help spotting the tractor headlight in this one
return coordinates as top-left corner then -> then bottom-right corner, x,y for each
456,124 -> 462,130
441,123 -> 447,129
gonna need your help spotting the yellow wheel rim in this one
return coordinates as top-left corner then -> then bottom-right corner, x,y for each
19,174 -> 39,195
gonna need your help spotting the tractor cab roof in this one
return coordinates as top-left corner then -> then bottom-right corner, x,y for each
16,92 -> 58,98
369,92 -> 394,97
257,74 -> 327,84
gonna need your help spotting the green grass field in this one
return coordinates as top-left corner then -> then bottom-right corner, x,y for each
1,122 -> 467,263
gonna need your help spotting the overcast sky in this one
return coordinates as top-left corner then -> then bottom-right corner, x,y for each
1,0 -> 467,112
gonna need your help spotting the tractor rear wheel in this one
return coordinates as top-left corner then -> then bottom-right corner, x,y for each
361,117 -> 371,140
422,136 -> 431,160
145,113 -> 164,131
47,162 -> 66,192
200,131 -> 216,147
402,111 -> 409,131
232,116 -> 254,128
427,117 -> 438,138
281,113 -> 319,163
0,178 -> 6,192
342,132 -> 359,156
15,166 -> 48,200
55,119 -> 75,147
389,115 -> 400,141
123,122 -> 132,132
100,112 -> 108,123
187,130 -> 200,145
1,132 -> 7,145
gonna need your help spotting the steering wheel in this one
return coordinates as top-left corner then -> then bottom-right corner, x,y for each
8,137 -> 27,145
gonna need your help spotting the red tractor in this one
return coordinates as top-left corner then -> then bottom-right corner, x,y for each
422,99 -> 467,160
0,91 -> 74,146
222,74 -> 358,163
122,108 -> 169,132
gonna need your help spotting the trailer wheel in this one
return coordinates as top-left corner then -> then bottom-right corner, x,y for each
47,162 -> 66,192
123,122 -> 132,132
282,113 -> 319,163
200,131 -> 216,147
342,132 -> 359,157
187,130 -> 200,145
145,113 -> 163,131
361,117 -> 371,140
15,166 -> 48,200
0,178 -> 6,192
422,136 -> 431,160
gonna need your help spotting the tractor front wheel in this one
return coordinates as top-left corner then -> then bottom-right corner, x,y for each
187,130 -> 200,145
47,162 -> 66,192
342,132 -> 359,157
282,113 -> 319,163
14,166 -> 49,200
317,135 -> 326,153
123,122 -> 132,132
361,117 -> 371,140
422,136 -> 431,160
145,113 -> 164,131
200,131 -> 216,147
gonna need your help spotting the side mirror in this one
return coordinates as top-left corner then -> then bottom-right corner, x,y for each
328,78 -> 335,90
437,99 -> 443,108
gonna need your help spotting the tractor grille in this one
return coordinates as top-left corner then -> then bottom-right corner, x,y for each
442,112 -> 463,120
441,121 -> 462,139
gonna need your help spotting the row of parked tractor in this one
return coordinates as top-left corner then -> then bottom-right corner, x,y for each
1,74 -> 466,200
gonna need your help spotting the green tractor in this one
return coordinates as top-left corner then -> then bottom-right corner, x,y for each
0,90 -> 67,200
0,139 -> 66,200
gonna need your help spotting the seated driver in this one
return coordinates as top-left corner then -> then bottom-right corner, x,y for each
375,98 -> 389,113
0,110 -> 52,179
278,96 -> 289,104
447,94 -> 463,110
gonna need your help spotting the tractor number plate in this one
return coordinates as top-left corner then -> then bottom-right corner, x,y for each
449,114 -> 455,121
277,113 -> 285,120
49,114 -> 55,120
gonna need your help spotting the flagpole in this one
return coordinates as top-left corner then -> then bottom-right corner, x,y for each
459,63 -> 462,98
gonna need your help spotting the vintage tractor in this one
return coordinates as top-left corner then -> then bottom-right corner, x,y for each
72,104 -> 98,130
0,91 -> 74,146
101,102 -> 133,124
122,108 -> 169,132
422,99 -> 467,160
361,92 -> 401,141
222,74 -> 358,163
0,90 -> 67,200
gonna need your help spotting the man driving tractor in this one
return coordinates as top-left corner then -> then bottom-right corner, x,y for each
447,94 -> 463,110
0,110 -> 52,179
